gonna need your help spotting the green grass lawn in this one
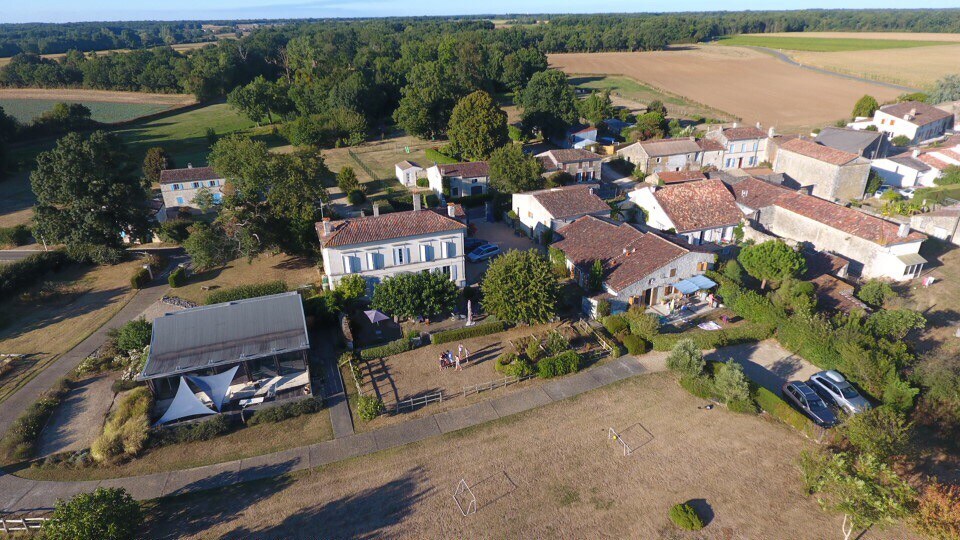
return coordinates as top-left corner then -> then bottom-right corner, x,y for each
0,99 -> 170,124
717,35 -> 955,52
567,74 -> 733,121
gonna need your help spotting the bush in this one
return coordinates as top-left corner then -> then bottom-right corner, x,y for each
431,320 -> 507,345
205,280 -> 288,304
360,337 -> 413,360
669,502 -> 704,531
156,219 -> 192,243
891,135 -> 912,147
91,387 -> 152,463
168,266 -> 186,288
651,322 -> 775,351
347,189 -> 366,205
622,334 -> 649,355
856,279 -> 894,308
0,250 -> 70,301
537,350 -> 582,378
543,330 -> 569,356
151,415 -> 234,447
116,318 -> 152,351
3,379 -> 70,460
754,387 -> 820,437
495,352 -> 535,378
247,397 -> 323,426
679,374 -> 715,399
415,177 -> 429,188
525,339 -> 543,361
601,315 -> 629,336
43,487 -> 142,540
0,224 -> 30,247
595,298 -> 611,318
357,394 -> 384,420
714,361 -> 751,403
626,310 -> 660,340
130,267 -> 150,289
840,405 -> 910,459
667,339 -> 706,378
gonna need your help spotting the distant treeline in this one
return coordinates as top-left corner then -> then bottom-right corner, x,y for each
0,21 -> 221,57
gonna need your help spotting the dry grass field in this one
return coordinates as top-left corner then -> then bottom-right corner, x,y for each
790,44 -> 960,89
0,259 -> 142,404
144,373 -> 919,539
750,31 -> 960,42
0,39 -> 232,67
0,88 -> 195,107
170,254 -> 320,305
549,45 -> 903,132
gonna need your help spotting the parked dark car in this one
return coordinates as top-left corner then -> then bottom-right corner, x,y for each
464,238 -> 488,252
782,381 -> 838,428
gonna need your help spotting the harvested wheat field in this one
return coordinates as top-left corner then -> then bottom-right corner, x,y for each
751,31 -> 960,42
0,88 -> 195,106
549,45 -> 902,131
790,44 -> 960,89
145,373 -> 918,539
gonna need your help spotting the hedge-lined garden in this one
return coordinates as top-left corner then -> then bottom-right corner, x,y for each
431,320 -> 507,345
205,280 -> 289,304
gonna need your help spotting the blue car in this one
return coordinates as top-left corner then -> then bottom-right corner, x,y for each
782,381 -> 838,428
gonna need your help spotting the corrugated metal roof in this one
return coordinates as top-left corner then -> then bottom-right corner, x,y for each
142,292 -> 309,379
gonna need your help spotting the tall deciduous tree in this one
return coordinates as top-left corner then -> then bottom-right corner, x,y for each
518,69 -> 578,141
227,75 -> 291,125
501,48 -> 548,92
448,90 -> 508,161
480,249 -> 557,324
31,131 -> 150,261
852,95 -> 879,119
738,239 -> 806,289
372,271 -> 458,319
142,147 -> 173,185
393,62 -> 464,139
578,90 -> 613,126
488,143 -> 543,194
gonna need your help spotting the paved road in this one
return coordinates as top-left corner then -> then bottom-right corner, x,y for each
0,249 -> 41,263
0,339 -> 817,512
750,46 -> 921,94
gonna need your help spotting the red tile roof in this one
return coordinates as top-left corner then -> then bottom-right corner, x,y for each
551,216 -> 692,292
729,177 -> 794,209
653,179 -> 743,233
879,101 -> 953,127
537,148 -> 603,164
159,166 -> 220,185
719,126 -> 767,141
635,137 -> 701,157
437,161 -> 489,178
917,153 -> 952,171
697,138 -> 724,152
656,170 -> 707,184
778,138 -> 860,166
529,184 -> 610,220
317,206 -> 466,248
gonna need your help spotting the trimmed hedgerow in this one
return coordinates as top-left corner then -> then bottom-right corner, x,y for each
0,224 -> 31,247
205,280 -> 288,305
168,267 -> 186,288
537,350 -> 582,378
3,379 -> 71,460
0,250 -> 70,301
130,267 -> 150,289
650,322 -> 775,351
601,315 -> 629,336
150,414 -> 235,447
431,320 -> 507,345
754,387 -> 820,437
247,397 -> 323,426
360,337 -> 413,360
622,334 -> 649,355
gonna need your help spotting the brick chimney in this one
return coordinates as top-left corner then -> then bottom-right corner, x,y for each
446,202 -> 455,218
413,193 -> 422,212
322,217 -> 331,235
373,202 -> 380,217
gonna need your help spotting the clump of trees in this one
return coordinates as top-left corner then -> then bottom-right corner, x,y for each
371,271 -> 458,319
488,144 -> 543,193
738,239 -> 806,289
447,90 -> 508,161
43,487 -> 142,540
481,249 -> 557,324
851,94 -> 879,118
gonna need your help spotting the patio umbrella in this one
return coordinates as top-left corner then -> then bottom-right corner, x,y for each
364,309 -> 390,325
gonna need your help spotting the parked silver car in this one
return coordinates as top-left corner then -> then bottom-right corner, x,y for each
807,370 -> 871,415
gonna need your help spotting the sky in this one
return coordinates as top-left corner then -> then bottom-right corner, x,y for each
3,0 -> 960,24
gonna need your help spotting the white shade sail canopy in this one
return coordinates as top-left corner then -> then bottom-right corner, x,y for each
187,365 -> 239,412
154,377 -> 216,426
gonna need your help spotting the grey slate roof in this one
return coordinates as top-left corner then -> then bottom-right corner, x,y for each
141,292 -> 309,379
814,127 -> 883,156
887,153 -> 932,172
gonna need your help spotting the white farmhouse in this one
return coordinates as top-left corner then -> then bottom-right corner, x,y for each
159,166 -> 225,214
395,161 -> 425,187
426,161 -> 490,198
512,184 -> 610,241
317,199 -> 467,292
628,179 -> 742,246
871,101 -> 954,145
705,125 -> 770,170
872,152 -> 940,188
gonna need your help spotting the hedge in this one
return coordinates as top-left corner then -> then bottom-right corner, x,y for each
651,322 -> 775,351
622,334 -> 649,355
360,337 -> 413,360
205,280 -> 288,305
537,350 -> 582,378
3,379 -> 71,460
0,250 -> 70,301
601,315 -> 629,336
151,414 -> 235,447
754,387 -> 821,438
168,267 -> 186,288
431,320 -> 507,345
0,224 -> 30,247
247,397 -> 323,425
450,192 -> 495,207
130,267 -> 150,289
679,374 -> 716,400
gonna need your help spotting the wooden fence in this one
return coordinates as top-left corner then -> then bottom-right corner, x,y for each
462,374 -> 534,397
385,390 -> 444,414
0,517 -> 47,534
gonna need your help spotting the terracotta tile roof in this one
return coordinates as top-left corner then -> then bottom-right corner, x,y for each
697,138 -> 724,152
774,193 -> 926,246
396,160 -> 421,170
917,153 -> 952,171
879,101 -> 953,127
653,179 -> 743,233
159,166 -> 220,185
317,206 -> 466,248
537,148 -> 603,165
571,125 -> 598,135
437,161 -> 489,178
811,274 -> 869,314
728,176 -> 794,209
939,149 -> 960,163
720,126 -> 767,141
636,137 -> 701,157
778,138 -> 860,166
529,184 -> 610,220
552,216 -> 691,292
656,170 -> 707,184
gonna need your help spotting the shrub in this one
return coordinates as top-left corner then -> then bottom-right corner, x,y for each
205,280 -> 288,304
0,250 -> 70,301
130,267 -> 150,289
168,267 -> 186,288
156,218 -> 192,243
601,315 -> 629,336
525,339 -> 544,361
891,135 -> 912,147
431,320 -> 507,345
840,405 -> 910,459
0,224 -> 30,247
626,310 -> 660,340
347,189 -> 366,205
595,298 -> 611,318
669,502 -> 704,531
247,397 -> 323,426
116,318 -> 152,351
3,379 -> 70,460
915,482 -> 960,540
415,177 -> 429,188
91,387 -> 152,463
754,387 -> 820,437
714,361 -> 751,403
650,322 -> 774,351
537,350 -> 582,378
667,339 -> 705,378
679,374 -> 715,399
43,487 -> 142,540
543,330 -> 569,356
622,334 -> 649,355
151,414 -> 235,447
357,394 -> 384,420
360,337 -> 413,360
856,279 -> 894,308
495,353 -> 535,378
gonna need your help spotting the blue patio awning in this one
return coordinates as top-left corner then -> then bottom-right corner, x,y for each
673,279 -> 700,294
688,275 -> 717,290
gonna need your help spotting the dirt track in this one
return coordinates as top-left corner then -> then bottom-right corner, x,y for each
0,88 -> 195,105
549,45 -> 903,132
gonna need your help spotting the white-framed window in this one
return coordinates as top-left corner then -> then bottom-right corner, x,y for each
393,247 -> 410,266
420,243 -> 434,262
366,251 -> 381,270
342,254 -> 360,273
192,182 -> 200,188
441,240 -> 457,258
